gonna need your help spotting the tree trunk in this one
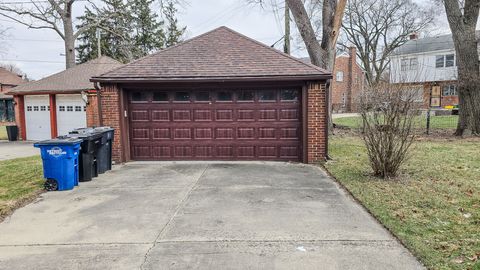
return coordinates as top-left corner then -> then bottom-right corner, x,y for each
443,0 -> 480,136
63,17 -> 76,69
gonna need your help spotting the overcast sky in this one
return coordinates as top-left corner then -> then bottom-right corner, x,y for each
0,0 -> 452,80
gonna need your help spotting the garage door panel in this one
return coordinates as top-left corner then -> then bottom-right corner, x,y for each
128,88 -> 302,161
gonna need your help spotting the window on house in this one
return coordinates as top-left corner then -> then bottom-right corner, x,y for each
194,91 -> 210,102
40,106 -> 46,111
409,58 -> 418,70
237,90 -> 254,101
131,92 -> 148,102
258,90 -> 276,101
342,93 -> 346,106
442,85 -> 457,96
217,91 -> 232,101
174,91 -> 190,102
401,59 -> 409,71
436,55 -> 445,68
67,106 -> 73,112
59,106 -> 65,111
445,54 -> 455,67
336,71 -> 344,81
83,106 -> 87,111
26,106 -> 32,111
75,106 -> 82,112
280,89 -> 299,101
153,92 -> 168,102
33,106 -> 39,111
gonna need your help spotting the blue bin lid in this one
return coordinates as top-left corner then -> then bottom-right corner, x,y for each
34,137 -> 83,146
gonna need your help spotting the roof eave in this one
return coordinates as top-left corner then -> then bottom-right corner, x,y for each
90,74 -> 332,84
7,88 -> 94,95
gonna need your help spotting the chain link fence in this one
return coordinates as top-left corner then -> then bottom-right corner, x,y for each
333,109 -> 459,136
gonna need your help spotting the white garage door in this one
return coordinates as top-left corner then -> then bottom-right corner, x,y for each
56,94 -> 87,136
25,95 -> 51,141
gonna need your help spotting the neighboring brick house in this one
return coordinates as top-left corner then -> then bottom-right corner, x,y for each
301,47 -> 365,113
0,67 -> 26,124
7,57 -> 122,140
91,27 -> 331,164
331,47 -> 365,112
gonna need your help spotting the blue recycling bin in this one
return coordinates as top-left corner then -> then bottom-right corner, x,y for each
34,138 -> 82,191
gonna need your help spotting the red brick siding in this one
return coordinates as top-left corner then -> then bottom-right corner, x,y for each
86,93 -> 100,127
14,95 -> 26,140
307,82 -> 327,163
331,48 -> 365,113
100,84 -> 123,163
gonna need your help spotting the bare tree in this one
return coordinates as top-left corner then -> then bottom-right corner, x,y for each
442,0 -> 480,136
359,83 -> 420,178
0,0 -> 102,69
342,0 -> 434,86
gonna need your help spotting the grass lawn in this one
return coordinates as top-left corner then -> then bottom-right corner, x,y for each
0,156 -> 44,221
325,135 -> 480,270
334,115 -> 459,130
0,126 -> 7,140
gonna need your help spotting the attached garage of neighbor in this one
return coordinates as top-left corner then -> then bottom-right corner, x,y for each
8,57 -> 122,141
92,27 -> 331,164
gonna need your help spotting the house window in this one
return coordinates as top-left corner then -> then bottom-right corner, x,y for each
40,106 -> 46,111
174,91 -> 190,102
401,59 -> 409,71
83,106 -> 87,111
442,85 -> 457,96
153,92 -> 169,102
237,90 -> 254,101
342,93 -> 346,106
67,106 -> 73,112
33,106 -> 39,111
445,54 -> 455,67
217,91 -> 232,101
194,91 -> 210,102
258,90 -> 276,101
436,55 -> 444,68
336,71 -> 344,81
75,106 -> 82,112
131,92 -> 148,102
26,106 -> 32,111
59,106 -> 65,112
280,89 -> 298,101
409,58 -> 418,70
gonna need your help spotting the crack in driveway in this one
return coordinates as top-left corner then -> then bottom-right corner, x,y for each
139,164 -> 209,270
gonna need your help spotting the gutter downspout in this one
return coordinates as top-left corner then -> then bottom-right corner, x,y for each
325,79 -> 331,161
94,82 -> 103,126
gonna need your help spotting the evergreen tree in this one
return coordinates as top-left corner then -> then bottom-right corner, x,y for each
76,0 -> 185,63
130,0 -> 165,58
163,2 -> 186,48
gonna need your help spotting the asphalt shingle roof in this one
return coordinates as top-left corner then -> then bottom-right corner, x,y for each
392,31 -> 480,56
0,68 -> 25,86
93,27 -> 330,82
8,56 -> 123,94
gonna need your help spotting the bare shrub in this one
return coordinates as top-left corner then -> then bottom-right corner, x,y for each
359,83 -> 421,178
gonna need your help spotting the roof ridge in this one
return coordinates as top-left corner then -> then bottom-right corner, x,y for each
94,27 -> 227,78
220,27 -> 330,74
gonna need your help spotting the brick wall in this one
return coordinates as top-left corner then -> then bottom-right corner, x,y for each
331,47 -> 365,113
423,82 -> 459,108
100,84 -> 123,163
307,82 -> 328,163
86,93 -> 100,127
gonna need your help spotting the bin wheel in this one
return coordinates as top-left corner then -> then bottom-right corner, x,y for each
44,179 -> 58,191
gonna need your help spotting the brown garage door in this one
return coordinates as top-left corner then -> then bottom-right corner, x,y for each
128,88 -> 302,161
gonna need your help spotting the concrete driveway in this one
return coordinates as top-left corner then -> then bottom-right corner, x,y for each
0,162 -> 423,269
0,141 -> 39,161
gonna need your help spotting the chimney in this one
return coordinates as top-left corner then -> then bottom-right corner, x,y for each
348,46 -> 357,61
409,33 -> 418,40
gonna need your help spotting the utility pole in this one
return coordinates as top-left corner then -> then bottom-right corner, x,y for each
96,28 -> 101,58
284,2 -> 290,54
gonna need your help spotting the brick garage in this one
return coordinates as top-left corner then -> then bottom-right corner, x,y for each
92,27 -> 331,164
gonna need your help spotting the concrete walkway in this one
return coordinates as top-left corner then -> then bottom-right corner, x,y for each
0,141 -> 39,161
0,162 -> 424,269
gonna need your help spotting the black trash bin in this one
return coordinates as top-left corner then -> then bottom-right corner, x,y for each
68,128 -> 103,182
94,127 -> 114,174
6,125 -> 18,141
